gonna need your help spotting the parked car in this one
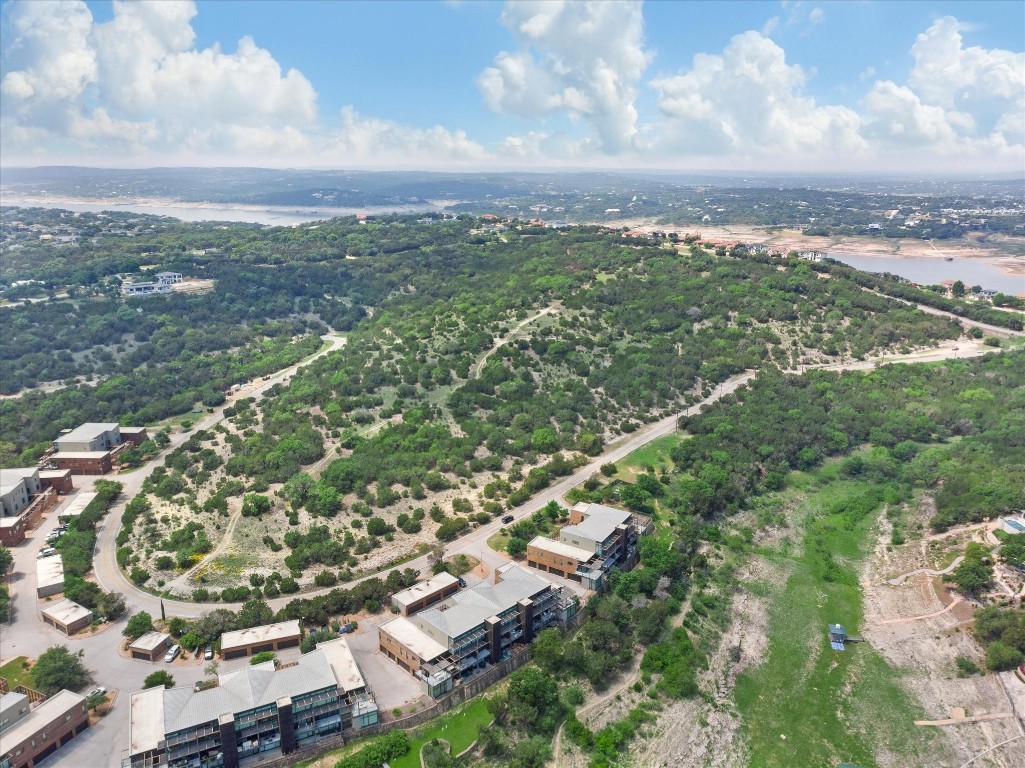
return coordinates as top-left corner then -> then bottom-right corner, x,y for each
164,645 -> 181,663
204,645 -> 214,661
339,622 -> 356,634
457,577 -> 467,588
501,515 -> 514,524
45,531 -> 61,543
86,687 -> 106,699
36,547 -> 57,558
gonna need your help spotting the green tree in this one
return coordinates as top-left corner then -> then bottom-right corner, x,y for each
142,670 -> 175,689
506,667 -> 565,735
530,628 -> 564,674
0,547 -> 13,575
506,536 -> 527,558
948,542 -> 994,596
31,645 -> 91,694
123,611 -> 154,640
250,651 -> 277,666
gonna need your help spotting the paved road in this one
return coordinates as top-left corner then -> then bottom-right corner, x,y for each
87,335 -> 347,617
1,328 -> 1007,768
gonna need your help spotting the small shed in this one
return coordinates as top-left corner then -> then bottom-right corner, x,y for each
129,631 -> 172,662
41,599 -> 93,635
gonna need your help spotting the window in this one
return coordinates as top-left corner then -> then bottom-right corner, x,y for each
65,714 -> 72,722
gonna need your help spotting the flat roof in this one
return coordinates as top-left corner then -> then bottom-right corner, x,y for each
220,619 -> 301,651
528,536 -> 594,563
380,616 -> 448,662
129,687 -> 165,754
54,423 -> 119,444
562,504 -> 632,544
58,492 -> 97,517
37,469 -> 72,479
0,690 -> 86,748
392,572 -> 458,609
52,450 -> 112,459
41,598 -> 92,626
130,631 -> 171,653
36,556 -> 65,589
415,566 -> 553,641
317,637 -> 367,692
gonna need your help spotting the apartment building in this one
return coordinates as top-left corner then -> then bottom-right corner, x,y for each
526,503 -> 645,591
379,565 -> 576,698
125,638 -> 376,768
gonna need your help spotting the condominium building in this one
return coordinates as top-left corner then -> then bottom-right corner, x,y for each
125,638 -> 375,768
526,503 -> 645,591
0,690 -> 90,768
379,565 -> 576,697
45,423 -> 148,475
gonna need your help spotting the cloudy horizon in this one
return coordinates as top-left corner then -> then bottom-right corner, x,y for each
1,0 -> 1022,174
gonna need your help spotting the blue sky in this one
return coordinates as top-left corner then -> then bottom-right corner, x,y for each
2,0 -> 1023,172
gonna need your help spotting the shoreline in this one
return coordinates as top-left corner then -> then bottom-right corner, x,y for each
3,195 -> 1023,281
0,194 -> 454,220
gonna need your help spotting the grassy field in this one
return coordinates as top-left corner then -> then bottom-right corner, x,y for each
616,433 -> 684,475
487,530 -> 511,553
0,656 -> 33,690
734,480 -> 941,768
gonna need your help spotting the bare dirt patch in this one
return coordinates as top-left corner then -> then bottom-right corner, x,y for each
862,521 -> 1025,768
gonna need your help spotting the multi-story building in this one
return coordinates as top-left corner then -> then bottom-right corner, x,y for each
45,423 -> 148,475
390,572 -> 460,616
125,638 -> 376,768
526,503 -> 645,591
0,690 -> 90,768
379,565 -> 576,698
0,468 -> 63,546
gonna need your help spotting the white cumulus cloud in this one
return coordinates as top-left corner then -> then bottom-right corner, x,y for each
1,0 -> 317,162
477,0 -> 650,154
862,16 -> 1024,162
651,31 -> 865,159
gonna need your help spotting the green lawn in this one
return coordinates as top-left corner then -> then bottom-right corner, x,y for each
297,697 -> 493,768
618,433 -> 684,474
0,657 -> 33,690
487,531 -> 511,553
390,697 -> 493,768
734,481 -> 942,768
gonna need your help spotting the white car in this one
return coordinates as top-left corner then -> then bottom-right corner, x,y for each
87,687 -> 106,699
36,547 -> 57,558
164,645 -> 181,663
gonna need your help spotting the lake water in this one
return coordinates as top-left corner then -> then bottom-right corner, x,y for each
1,199 -> 442,226
828,252 -> 1025,294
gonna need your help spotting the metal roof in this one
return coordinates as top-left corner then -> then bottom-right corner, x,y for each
415,566 -> 552,641
0,467 -> 39,495
561,504 -> 632,545
54,423 -> 119,444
